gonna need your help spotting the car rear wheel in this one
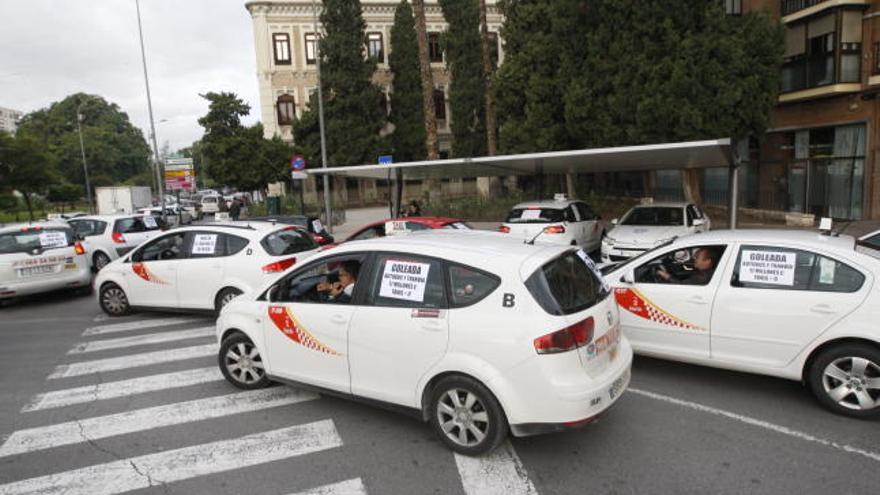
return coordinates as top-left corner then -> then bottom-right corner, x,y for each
219,333 -> 270,390
429,375 -> 508,456
93,252 -> 111,271
215,287 -> 243,313
99,283 -> 130,316
808,343 -> 880,418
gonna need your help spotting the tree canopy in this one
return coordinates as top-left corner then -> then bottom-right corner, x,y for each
0,131 -> 58,220
389,0 -> 427,162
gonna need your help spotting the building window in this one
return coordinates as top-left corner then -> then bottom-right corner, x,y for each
433,89 -> 446,120
428,32 -> 443,63
305,33 -> 318,65
781,9 -> 863,93
873,42 -> 880,75
724,0 -> 741,15
276,94 -> 296,126
367,32 -> 384,63
486,32 -> 499,68
273,33 -> 291,65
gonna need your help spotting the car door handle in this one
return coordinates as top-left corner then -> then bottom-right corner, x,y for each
687,296 -> 708,305
330,314 -> 347,324
810,304 -> 836,315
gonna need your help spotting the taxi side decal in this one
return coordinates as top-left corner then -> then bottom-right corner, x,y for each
132,262 -> 169,285
268,305 -> 341,356
613,287 -> 705,332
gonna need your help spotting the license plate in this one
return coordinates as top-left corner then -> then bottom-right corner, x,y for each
608,371 -> 628,400
19,265 -> 56,277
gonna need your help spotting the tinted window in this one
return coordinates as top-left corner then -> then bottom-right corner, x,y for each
69,220 -> 107,237
226,235 -> 249,255
732,245 -> 864,293
635,245 -> 727,286
621,207 -> 684,227
441,222 -> 472,230
405,222 -> 431,231
368,254 -> 447,309
135,233 -> 186,262
448,264 -> 500,308
506,208 -> 565,223
862,233 -> 880,250
261,227 -> 318,255
275,255 -> 365,304
575,202 -> 597,221
349,226 -> 384,241
0,228 -> 74,254
525,250 -> 607,315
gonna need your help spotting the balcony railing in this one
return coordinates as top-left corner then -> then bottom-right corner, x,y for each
781,0 -> 831,16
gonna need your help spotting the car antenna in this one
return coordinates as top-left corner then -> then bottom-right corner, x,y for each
525,228 -> 546,245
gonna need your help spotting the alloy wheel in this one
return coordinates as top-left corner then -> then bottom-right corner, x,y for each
436,388 -> 491,447
224,342 -> 265,385
101,286 -> 128,315
822,356 -> 880,411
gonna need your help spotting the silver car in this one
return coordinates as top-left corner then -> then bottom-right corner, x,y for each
0,222 -> 91,300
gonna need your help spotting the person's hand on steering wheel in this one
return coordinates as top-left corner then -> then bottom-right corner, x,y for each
654,265 -> 672,282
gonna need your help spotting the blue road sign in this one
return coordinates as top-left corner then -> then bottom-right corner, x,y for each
292,156 -> 306,171
378,155 -> 393,165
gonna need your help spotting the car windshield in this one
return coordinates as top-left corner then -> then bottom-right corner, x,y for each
0,228 -> 74,254
203,197 -> 217,203
506,208 -> 565,223
261,227 -> 318,255
608,239 -> 675,273
620,207 -> 684,226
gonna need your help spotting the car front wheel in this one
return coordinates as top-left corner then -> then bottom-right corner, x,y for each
429,375 -> 508,456
808,343 -> 880,418
99,283 -> 130,316
219,333 -> 270,390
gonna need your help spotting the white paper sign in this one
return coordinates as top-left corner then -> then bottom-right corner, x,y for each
311,219 -> 323,233
818,257 -> 836,285
39,231 -> 68,249
143,216 -> 158,229
379,260 -> 431,302
385,221 -> 408,236
739,250 -> 796,286
520,209 -> 542,220
192,234 -> 218,255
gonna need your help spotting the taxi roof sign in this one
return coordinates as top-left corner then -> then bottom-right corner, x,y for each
384,220 -> 410,236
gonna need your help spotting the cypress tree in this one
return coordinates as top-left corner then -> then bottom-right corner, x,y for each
294,0 -> 386,167
389,0 -> 427,162
439,0 -> 487,158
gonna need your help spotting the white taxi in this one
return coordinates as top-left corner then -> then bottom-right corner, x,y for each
604,229 -> 880,417
68,214 -> 163,271
95,222 -> 320,315
601,202 -> 710,263
215,230 -> 632,455
499,195 -> 604,252
0,222 -> 91,300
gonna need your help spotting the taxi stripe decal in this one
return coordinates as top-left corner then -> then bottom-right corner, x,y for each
614,287 -> 705,332
132,262 -> 168,284
268,306 -> 342,356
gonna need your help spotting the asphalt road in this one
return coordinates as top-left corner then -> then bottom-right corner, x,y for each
1,290 -> 879,495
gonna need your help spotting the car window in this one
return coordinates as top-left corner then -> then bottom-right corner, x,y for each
621,207 -> 684,227
441,222 -> 471,230
134,233 -> 187,262
634,244 -> 727,286
226,234 -> 249,255
0,227 -> 74,254
350,226 -> 384,241
405,222 -> 431,231
69,220 -> 107,237
686,207 -> 695,226
186,231 -> 224,258
525,250 -> 607,316
731,245 -> 864,293
575,203 -> 597,221
274,254 -> 365,305
861,233 -> 880,250
448,264 -> 500,308
367,254 -> 447,309
261,227 -> 318,255
115,217 -> 145,233
506,208 -> 565,223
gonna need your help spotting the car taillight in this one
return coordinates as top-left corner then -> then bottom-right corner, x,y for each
498,225 -> 511,234
262,257 -> 297,273
312,234 -> 326,244
112,232 -> 126,244
543,225 -> 566,234
533,317 -> 594,354
74,241 -> 86,255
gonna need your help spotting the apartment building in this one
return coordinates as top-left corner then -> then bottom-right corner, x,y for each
0,106 -> 23,134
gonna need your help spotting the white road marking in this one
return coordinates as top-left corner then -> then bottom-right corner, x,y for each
67,326 -> 214,354
455,441 -> 538,495
23,367 -> 222,412
0,387 -> 318,458
49,344 -> 216,379
0,420 -> 342,495
288,478 -> 367,495
83,317 -> 202,336
92,313 -> 109,323
629,387 -> 880,463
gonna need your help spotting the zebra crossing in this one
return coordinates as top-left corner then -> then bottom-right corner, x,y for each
0,314 -> 538,495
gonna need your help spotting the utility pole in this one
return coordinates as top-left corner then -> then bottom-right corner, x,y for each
311,0 -> 332,233
135,0 -> 166,221
75,103 -> 93,214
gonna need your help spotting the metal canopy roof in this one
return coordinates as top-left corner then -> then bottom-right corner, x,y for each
306,138 -> 732,180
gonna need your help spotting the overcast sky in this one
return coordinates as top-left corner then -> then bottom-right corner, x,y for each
0,0 -> 260,152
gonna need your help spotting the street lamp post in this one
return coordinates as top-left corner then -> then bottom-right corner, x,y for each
75,102 -> 94,214
135,0 -> 166,222
310,0 -> 332,233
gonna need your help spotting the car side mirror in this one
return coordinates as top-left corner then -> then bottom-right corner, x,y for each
611,218 -> 618,225
620,271 -> 634,285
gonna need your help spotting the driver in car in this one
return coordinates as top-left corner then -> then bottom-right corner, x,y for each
316,261 -> 359,303
657,247 -> 718,285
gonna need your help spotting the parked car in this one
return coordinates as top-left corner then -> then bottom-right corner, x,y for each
499,195 -> 603,252
604,228 -> 880,417
343,217 -> 470,243
95,222 -> 321,314
601,202 -> 710,263
250,215 -> 336,246
215,230 -> 632,455
0,222 -> 91,300
68,214 -> 163,271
